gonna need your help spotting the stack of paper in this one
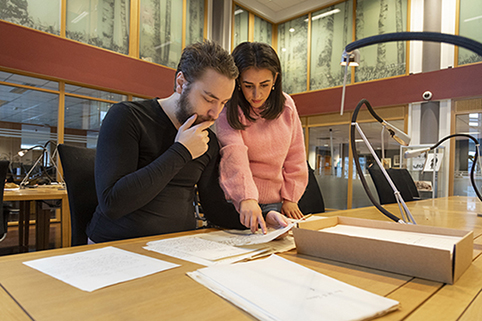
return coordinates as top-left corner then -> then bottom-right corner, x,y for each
144,223 -> 296,266
188,255 -> 399,321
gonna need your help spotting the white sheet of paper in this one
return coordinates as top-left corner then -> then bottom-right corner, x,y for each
321,225 -> 462,253
144,235 -> 260,266
23,246 -> 179,292
188,255 -> 399,321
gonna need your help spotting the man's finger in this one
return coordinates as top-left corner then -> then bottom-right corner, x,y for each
191,120 -> 215,132
179,114 -> 197,131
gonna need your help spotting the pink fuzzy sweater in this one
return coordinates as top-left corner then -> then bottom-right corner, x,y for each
216,93 -> 308,211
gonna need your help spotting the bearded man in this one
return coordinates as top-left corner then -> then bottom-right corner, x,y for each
87,41 -> 288,243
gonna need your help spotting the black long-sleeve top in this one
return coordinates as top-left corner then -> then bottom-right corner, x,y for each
87,99 -> 243,243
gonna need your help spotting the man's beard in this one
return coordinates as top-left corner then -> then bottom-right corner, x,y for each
175,84 -> 213,126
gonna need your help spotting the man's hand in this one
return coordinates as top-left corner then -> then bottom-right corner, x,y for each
239,199 -> 267,234
175,115 -> 214,159
265,211 -> 290,229
281,200 -> 304,219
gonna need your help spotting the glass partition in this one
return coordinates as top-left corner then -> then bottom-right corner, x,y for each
278,15 -> 308,94
65,84 -> 126,101
0,81 -> 59,185
308,124 -> 350,210
310,1 -> 353,90
454,112 -> 482,196
308,119 -> 405,210
458,0 -> 482,65
139,0 -> 183,67
66,0 -> 130,55
64,96 -> 115,148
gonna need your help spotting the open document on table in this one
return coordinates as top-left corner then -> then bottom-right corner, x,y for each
188,255 -> 400,321
23,247 -> 179,292
144,223 -> 296,266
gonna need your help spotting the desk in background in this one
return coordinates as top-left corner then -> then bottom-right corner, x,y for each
0,196 -> 481,320
3,187 -> 69,251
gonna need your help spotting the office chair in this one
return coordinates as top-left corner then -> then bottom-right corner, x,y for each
387,168 -> 420,199
298,162 -> 325,214
58,145 -> 97,246
0,161 -> 10,242
368,163 -> 416,205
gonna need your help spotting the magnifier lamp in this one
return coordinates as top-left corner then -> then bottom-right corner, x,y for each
17,141 -> 65,189
341,31 -> 482,224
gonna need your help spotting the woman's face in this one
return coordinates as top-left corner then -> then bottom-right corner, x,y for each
239,67 -> 278,109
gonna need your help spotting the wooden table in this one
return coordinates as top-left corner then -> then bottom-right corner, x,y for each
3,187 -> 69,251
0,196 -> 481,320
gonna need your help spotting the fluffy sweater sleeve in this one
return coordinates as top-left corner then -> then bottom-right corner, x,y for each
216,109 -> 259,211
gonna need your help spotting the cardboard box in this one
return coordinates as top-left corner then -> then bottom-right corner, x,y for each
293,216 -> 473,284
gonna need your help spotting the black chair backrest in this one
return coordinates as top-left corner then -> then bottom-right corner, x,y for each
368,164 -> 416,205
0,161 -> 10,239
58,145 -> 97,246
387,168 -> 419,199
298,162 -> 325,214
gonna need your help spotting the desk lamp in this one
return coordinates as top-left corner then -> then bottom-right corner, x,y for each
17,141 -> 65,189
341,32 -> 482,224
404,134 -> 482,203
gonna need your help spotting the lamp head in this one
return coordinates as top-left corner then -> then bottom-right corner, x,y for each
340,49 -> 360,67
17,145 -> 46,157
381,121 -> 411,146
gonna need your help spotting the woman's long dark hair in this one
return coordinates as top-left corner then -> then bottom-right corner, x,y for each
227,42 -> 286,130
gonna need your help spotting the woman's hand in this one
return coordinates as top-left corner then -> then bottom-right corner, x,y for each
281,200 -> 304,219
239,199 -> 267,234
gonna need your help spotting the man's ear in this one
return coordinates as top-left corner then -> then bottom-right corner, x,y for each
175,71 -> 188,94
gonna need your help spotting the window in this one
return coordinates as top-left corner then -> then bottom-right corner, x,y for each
354,0 -> 407,82
278,15 -> 308,94
139,0 -> 183,67
253,15 -> 272,45
310,1 -> 353,90
233,5 -> 249,48
186,0 -> 206,46
0,0 -> 61,35
458,0 -> 482,65
66,0 -> 130,55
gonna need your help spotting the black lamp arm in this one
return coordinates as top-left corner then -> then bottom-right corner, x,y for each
351,99 -> 402,223
345,32 -> 482,57
427,134 -> 482,202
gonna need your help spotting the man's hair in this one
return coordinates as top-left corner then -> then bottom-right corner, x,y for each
174,40 -> 239,90
226,42 -> 286,130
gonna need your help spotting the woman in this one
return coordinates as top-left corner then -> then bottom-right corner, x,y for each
216,42 -> 308,234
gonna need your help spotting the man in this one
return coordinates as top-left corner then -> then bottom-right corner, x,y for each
87,41 -> 288,243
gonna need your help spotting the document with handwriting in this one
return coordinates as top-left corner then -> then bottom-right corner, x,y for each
144,235 -> 262,266
23,246 -> 179,292
188,255 -> 399,321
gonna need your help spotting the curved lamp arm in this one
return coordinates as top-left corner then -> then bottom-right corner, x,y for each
345,31 -> 482,57
351,99 -> 416,224
340,32 -> 482,115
